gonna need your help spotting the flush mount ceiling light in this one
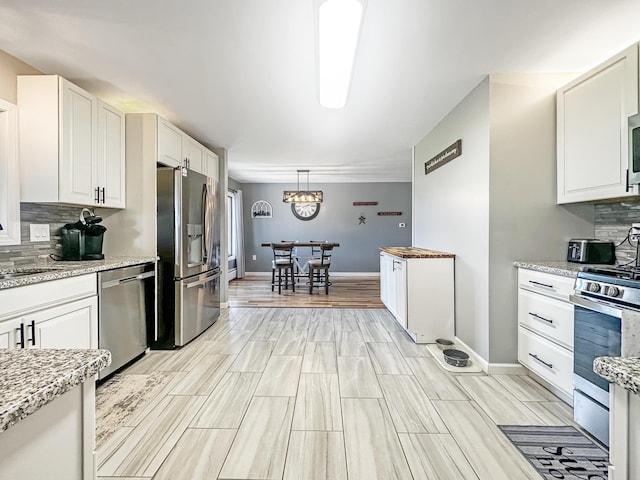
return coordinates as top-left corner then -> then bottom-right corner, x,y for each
317,0 -> 365,109
283,170 -> 323,203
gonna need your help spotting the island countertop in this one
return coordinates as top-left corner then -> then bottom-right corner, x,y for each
0,256 -> 156,290
379,246 -> 455,259
594,356 -> 640,395
0,349 -> 111,432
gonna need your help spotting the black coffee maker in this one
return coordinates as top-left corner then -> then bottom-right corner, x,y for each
60,209 -> 107,260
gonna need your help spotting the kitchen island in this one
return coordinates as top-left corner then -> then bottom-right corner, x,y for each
0,348 -> 111,479
594,356 -> 640,479
379,246 -> 455,343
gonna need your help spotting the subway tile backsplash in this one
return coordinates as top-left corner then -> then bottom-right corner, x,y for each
0,203 -> 82,267
595,199 -> 640,265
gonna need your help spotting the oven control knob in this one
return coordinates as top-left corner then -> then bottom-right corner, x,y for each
586,282 -> 601,293
605,286 -> 620,297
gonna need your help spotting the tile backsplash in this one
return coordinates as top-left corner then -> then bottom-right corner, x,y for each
595,199 -> 640,265
0,203 -> 82,267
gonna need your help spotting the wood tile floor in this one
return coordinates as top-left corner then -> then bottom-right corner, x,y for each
96,307 -> 575,479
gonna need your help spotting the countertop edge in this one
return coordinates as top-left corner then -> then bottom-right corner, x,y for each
0,349 -> 111,432
594,356 -> 640,395
379,246 -> 455,258
0,256 -> 157,290
513,261 -> 582,278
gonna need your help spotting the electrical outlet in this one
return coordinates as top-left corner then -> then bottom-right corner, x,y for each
29,224 -> 50,242
252,254 -> 257,261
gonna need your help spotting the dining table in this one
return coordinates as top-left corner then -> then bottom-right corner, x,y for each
261,242 -> 340,280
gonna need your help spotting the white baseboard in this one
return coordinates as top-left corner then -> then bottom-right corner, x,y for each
244,271 -> 379,277
220,301 -> 230,309
453,336 -> 527,375
228,269 -> 237,281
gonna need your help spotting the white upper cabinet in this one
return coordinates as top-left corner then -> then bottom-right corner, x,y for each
557,44 -> 639,204
184,135 -> 205,174
0,98 -> 20,246
18,75 -> 126,208
97,101 -> 126,208
157,116 -> 183,168
205,149 -> 219,181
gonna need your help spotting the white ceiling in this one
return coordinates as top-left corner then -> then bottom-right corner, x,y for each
1,1 -> 640,184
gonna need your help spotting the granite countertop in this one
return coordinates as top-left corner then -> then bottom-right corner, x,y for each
0,349 -> 111,432
379,246 -> 455,259
0,256 -> 156,290
513,261 -> 588,278
594,356 -> 640,395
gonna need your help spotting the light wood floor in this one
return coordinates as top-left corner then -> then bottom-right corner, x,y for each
96,307 -> 574,480
228,275 -> 384,308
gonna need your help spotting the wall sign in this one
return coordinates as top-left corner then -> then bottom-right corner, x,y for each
251,200 -> 272,218
353,201 -> 378,206
425,139 -> 462,175
377,212 -> 402,216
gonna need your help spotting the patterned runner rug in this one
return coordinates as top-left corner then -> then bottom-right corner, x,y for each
499,425 -> 608,480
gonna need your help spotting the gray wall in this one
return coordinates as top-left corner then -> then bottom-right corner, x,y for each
242,182 -> 412,272
413,74 -> 595,366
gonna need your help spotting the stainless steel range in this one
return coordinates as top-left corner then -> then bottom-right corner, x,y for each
569,266 -> 640,446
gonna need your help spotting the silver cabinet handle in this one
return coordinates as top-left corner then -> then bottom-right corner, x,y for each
529,312 -> 553,324
186,273 -> 220,289
528,353 -> 553,369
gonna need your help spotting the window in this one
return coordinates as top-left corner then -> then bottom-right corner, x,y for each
227,190 -> 236,260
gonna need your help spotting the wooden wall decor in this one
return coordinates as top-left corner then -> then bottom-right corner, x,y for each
425,139 -> 462,175
353,201 -> 378,206
377,212 -> 402,216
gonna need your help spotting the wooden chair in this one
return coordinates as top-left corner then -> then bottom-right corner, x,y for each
308,244 -> 333,294
271,243 -> 295,294
309,240 -> 326,260
281,240 -> 300,278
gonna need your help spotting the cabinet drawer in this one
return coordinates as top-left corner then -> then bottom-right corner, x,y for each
518,289 -> 574,350
0,274 -> 97,320
518,326 -> 573,395
518,268 -> 575,301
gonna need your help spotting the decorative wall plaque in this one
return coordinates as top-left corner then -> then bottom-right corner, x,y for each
425,139 -> 462,175
353,201 -> 378,206
251,200 -> 272,218
377,212 -> 402,216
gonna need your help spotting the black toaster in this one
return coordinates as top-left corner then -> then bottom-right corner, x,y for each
567,239 -> 615,264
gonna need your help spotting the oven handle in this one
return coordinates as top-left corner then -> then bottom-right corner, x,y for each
569,294 -> 623,319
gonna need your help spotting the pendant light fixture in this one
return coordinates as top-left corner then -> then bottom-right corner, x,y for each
283,170 -> 323,203
317,0 -> 365,109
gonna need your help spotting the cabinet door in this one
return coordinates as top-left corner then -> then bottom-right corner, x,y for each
0,99 -> 20,246
157,117 -> 183,168
393,258 -> 408,328
557,44 -> 639,204
27,296 -> 98,349
184,136 -> 205,174
0,317 -> 22,349
59,78 -> 97,205
205,149 -> 219,181
97,101 -> 126,208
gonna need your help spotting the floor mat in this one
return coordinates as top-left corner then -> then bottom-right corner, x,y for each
499,425 -> 608,480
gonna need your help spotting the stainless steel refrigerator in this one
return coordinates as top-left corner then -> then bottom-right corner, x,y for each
156,166 -> 220,348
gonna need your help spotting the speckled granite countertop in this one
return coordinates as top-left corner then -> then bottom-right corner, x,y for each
0,256 -> 156,290
514,261 -> 588,278
379,247 -> 455,258
0,349 -> 111,432
594,357 -> 640,395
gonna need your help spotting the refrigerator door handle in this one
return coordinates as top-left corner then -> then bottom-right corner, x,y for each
202,183 -> 208,262
185,272 -> 221,289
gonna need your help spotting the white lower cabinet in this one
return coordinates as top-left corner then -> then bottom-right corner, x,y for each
0,274 -> 98,350
609,384 -> 640,479
517,268 -> 574,398
0,378 -> 96,480
379,252 -> 454,343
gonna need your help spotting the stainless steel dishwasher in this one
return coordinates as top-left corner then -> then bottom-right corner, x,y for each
98,263 -> 155,379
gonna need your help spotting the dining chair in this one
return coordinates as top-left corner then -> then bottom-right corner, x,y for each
281,240 -> 301,278
309,240 -> 326,260
308,244 -> 333,294
271,243 -> 296,294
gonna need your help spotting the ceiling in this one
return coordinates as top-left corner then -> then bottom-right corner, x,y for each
0,1 -> 640,184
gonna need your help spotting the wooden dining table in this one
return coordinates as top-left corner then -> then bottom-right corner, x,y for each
261,242 -> 340,280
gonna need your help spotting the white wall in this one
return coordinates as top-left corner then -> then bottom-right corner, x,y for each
413,78 -> 491,360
